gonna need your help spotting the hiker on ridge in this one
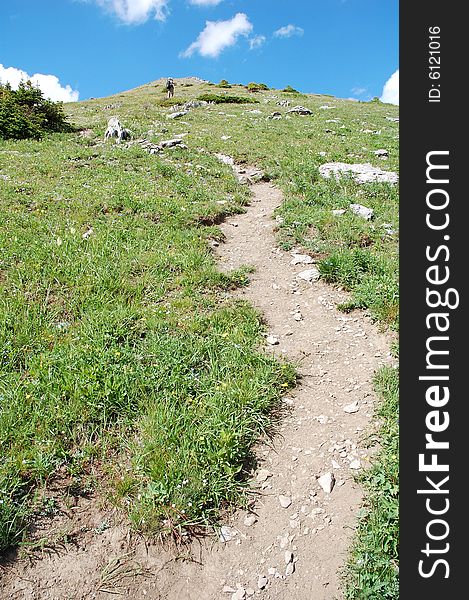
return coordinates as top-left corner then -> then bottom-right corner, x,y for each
166,77 -> 175,99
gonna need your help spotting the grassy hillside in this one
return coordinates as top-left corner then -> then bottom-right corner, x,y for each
0,78 -> 398,596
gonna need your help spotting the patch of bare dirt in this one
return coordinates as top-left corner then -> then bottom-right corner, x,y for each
0,168 -> 393,600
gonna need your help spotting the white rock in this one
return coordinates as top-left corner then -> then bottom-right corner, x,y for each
297,267 -> 320,282
257,575 -> 268,590
285,550 -> 294,564
319,162 -> 398,184
349,459 -> 361,470
244,514 -> 257,527
350,203 -> 374,220
232,588 -> 246,600
256,469 -> 272,483
267,567 -> 276,576
167,111 -> 188,119
246,589 -> 255,597
159,138 -> 184,148
285,562 -> 295,576
219,525 -> 234,542
223,586 -> 237,593
343,401 -> 360,414
374,149 -> 389,159
317,472 -> 335,494
287,106 -> 313,115
279,495 -> 292,508
332,209 -> 346,216
266,335 -> 279,345
291,254 -> 314,265
215,153 -> 235,166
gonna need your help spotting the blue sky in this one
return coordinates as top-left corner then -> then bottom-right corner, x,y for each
0,0 -> 399,103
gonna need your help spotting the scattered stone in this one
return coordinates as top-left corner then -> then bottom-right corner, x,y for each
291,254 -> 314,265
293,312 -> 303,321
267,568 -> 276,576
266,335 -> 279,345
244,514 -> 257,527
167,111 -> 188,119
223,586 -> 237,594
285,550 -> 294,564
232,588 -> 246,600
316,415 -> 329,424
297,267 -> 320,282
317,472 -> 336,494
349,459 -> 361,470
159,138 -> 185,149
287,106 -> 313,116
350,203 -> 374,220
246,588 -> 255,597
386,116 -> 399,122
285,562 -> 295,576
332,209 -> 346,216
221,135 -> 231,140
279,495 -> 292,509
319,105 -> 336,109
104,117 -> 132,144
319,151 -> 327,156
319,162 -> 398,184
279,535 -> 289,549
257,576 -> 268,590
256,469 -> 272,483
247,109 -> 263,115
182,100 -> 208,110
382,223 -> 397,235
374,149 -> 389,159
277,100 -> 291,107
343,401 -> 360,414
82,227 -> 94,239
219,525 -> 234,542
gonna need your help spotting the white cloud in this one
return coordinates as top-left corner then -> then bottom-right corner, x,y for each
351,86 -> 367,97
0,63 -> 79,102
380,69 -> 399,105
94,0 -> 169,24
189,0 -> 223,6
181,12 -> 253,58
249,34 -> 266,50
273,24 -> 304,38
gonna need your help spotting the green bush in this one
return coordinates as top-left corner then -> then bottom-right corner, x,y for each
217,79 -> 232,88
246,82 -> 269,92
157,97 -> 186,107
0,81 -> 72,140
282,85 -> 300,94
197,93 -> 259,104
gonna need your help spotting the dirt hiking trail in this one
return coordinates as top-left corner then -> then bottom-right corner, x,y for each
0,166 -> 393,600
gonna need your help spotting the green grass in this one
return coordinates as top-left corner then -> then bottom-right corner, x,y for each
344,366 -> 399,599
1,78 -> 398,592
0,131 -> 295,549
